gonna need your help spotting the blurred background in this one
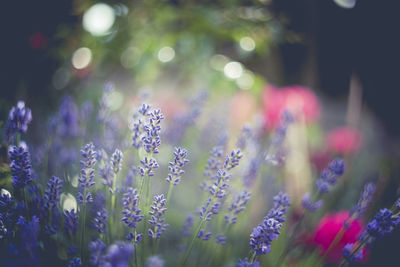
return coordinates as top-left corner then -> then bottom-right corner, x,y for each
1,0 -> 400,266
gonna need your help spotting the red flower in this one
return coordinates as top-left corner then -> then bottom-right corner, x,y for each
311,211 -> 366,263
326,127 -> 362,155
261,85 -> 320,129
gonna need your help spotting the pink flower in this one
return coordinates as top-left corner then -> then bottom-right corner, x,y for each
326,127 -> 362,155
311,211 -> 366,263
261,85 -> 320,129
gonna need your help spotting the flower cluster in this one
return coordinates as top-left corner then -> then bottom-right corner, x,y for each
302,158 -> 345,212
142,109 -> 164,154
44,176 -> 63,210
6,101 -> 32,141
166,147 -> 189,185
93,208 -> 108,234
350,182 -> 375,219
121,188 -> 143,242
138,157 -> 159,177
249,192 -> 290,255
64,209 -> 78,237
132,104 -> 151,149
225,190 -> 251,225
77,142 -> 97,203
148,194 -> 168,239
111,148 -> 123,175
237,258 -> 261,267
8,145 -> 32,189
366,208 -> 400,240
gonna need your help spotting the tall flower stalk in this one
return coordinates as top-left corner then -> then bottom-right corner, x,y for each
181,149 -> 243,266
77,142 -> 97,260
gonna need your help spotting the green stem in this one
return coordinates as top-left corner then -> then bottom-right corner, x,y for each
166,182 -> 174,206
181,190 -> 220,267
80,187 -> 87,261
110,173 -> 117,239
274,212 -> 305,267
249,251 -> 257,263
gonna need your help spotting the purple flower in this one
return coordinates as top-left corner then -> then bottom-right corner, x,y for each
105,241 -> 135,267
265,111 -> 294,166
367,208 -> 400,239
44,176 -> 63,210
197,229 -> 212,241
216,233 -> 226,245
237,258 -> 261,267
301,193 -> 323,212
142,109 -> 164,154
111,149 -> 123,174
148,194 -> 168,239
225,190 -> 251,224
8,145 -> 32,189
64,209 -> 78,237
166,147 -> 189,185
249,192 -> 290,255
203,146 -> 224,180
68,257 -> 82,267
77,143 -> 97,204
121,188 -> 143,236
243,157 -> 261,188
181,214 -> 194,237
351,183 -> 375,219
199,197 -> 221,222
89,238 -> 106,266
93,208 -> 108,234
224,149 -> 243,170
236,125 -> 252,150
16,215 -> 40,260
57,96 -> 80,138
138,157 -> 159,177
315,158 -> 345,193
145,255 -> 165,267
6,101 -> 32,141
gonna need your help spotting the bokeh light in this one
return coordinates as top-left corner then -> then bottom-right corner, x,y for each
83,3 -> 115,36
71,47 -> 92,70
157,46 -> 175,63
224,61 -> 243,79
239,36 -> 256,51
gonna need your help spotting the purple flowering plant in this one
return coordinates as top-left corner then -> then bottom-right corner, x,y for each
0,95 -> 399,267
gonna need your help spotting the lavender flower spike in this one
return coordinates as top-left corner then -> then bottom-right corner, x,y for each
64,209 -> 78,237
44,176 -> 63,210
6,101 -> 32,141
68,257 -> 82,267
105,241 -> 135,267
351,182 -> 375,219
166,147 -> 189,186
145,255 -> 165,267
77,142 -> 97,204
89,239 -> 106,266
142,109 -> 164,154
237,258 -> 261,267
138,157 -> 159,177
148,194 -> 168,239
93,208 -> 108,234
121,188 -> 143,242
111,149 -> 123,174
225,190 -> 251,224
249,192 -> 290,255
8,145 -> 32,189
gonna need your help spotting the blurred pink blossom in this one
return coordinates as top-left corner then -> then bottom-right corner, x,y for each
311,211 -> 366,263
261,85 -> 320,129
326,127 -> 362,155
